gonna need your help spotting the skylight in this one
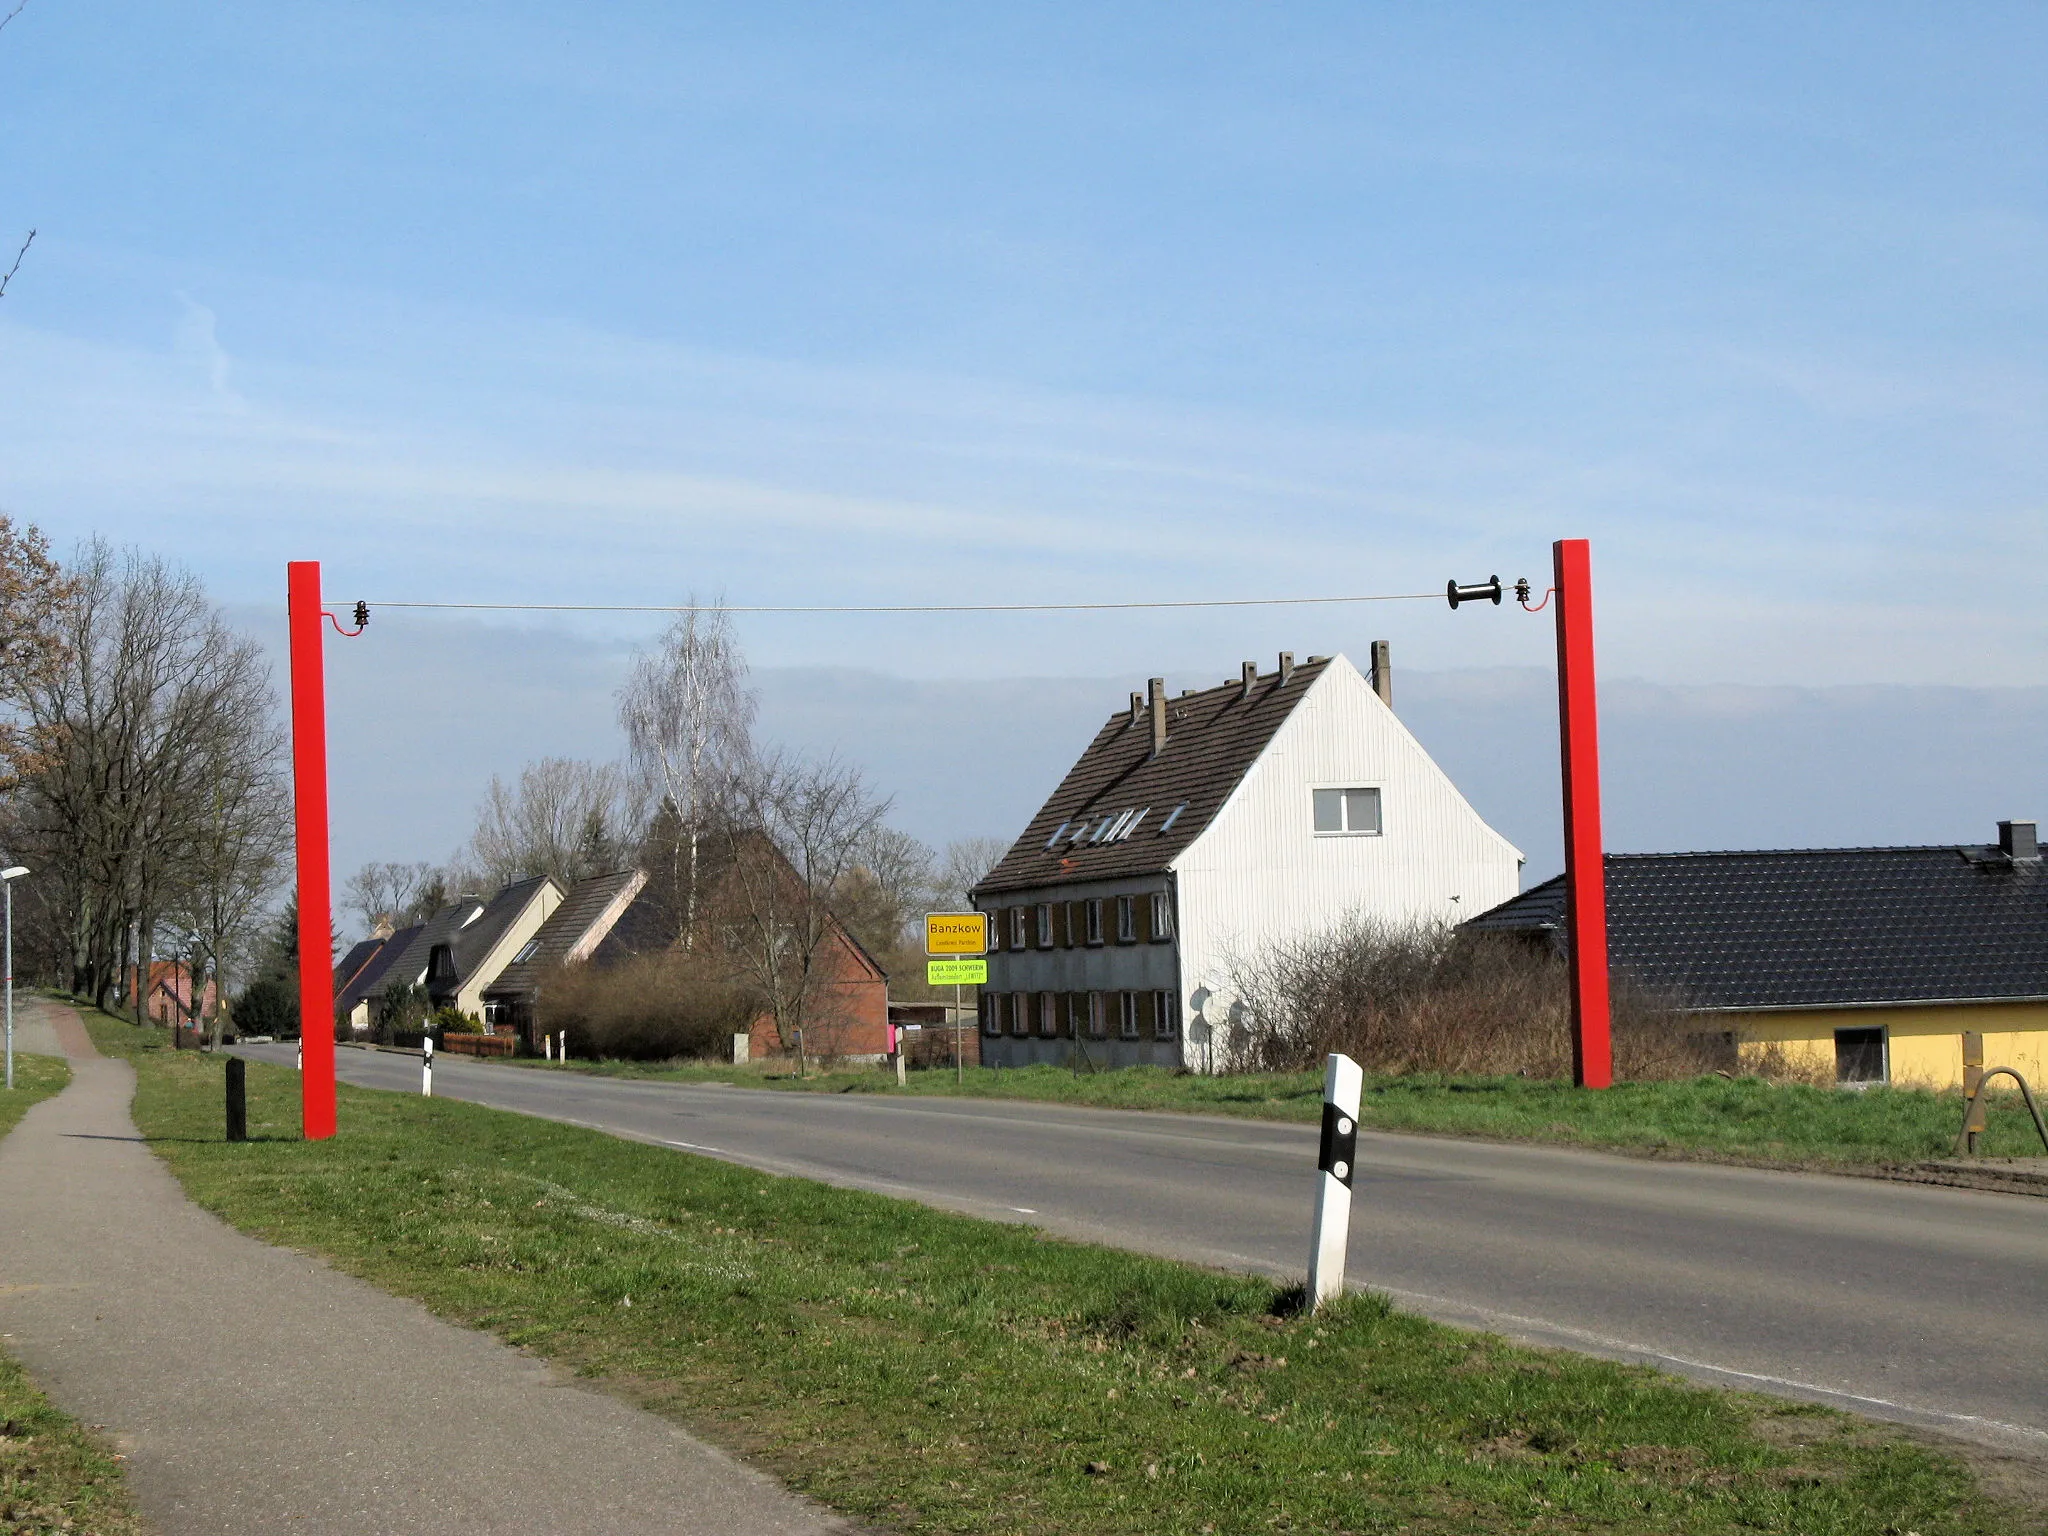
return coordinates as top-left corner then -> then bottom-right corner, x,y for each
1158,802 -> 1188,833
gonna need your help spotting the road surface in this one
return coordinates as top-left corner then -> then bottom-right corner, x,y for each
239,1043 -> 2048,1455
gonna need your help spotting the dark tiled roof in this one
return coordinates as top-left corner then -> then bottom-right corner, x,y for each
337,923 -> 421,1012
974,658 -> 1333,897
1463,845 -> 2048,1010
484,869 -> 645,1000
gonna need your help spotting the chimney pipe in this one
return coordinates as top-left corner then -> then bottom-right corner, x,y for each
1370,639 -> 1392,709
1240,661 -> 1257,700
1149,677 -> 1167,757
1129,691 -> 1143,727
1277,651 -> 1294,685
2000,819 -> 2040,862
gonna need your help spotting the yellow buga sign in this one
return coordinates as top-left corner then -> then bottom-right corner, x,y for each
924,912 -> 989,956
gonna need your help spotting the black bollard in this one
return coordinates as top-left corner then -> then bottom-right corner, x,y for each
225,1056 -> 247,1142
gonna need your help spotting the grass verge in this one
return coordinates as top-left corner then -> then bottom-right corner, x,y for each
504,1055 -> 2047,1171
0,1049 -> 146,1536
87,1012 -> 2037,1536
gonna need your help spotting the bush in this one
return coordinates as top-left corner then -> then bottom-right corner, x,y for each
1227,917 -> 1731,1081
433,1007 -> 484,1035
232,977 -> 298,1040
539,950 -> 759,1061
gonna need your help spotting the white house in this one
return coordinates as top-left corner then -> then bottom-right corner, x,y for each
971,650 -> 1522,1070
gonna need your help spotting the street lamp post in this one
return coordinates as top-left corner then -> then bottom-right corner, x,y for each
3,867 -> 30,1091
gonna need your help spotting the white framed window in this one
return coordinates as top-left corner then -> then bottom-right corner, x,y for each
1118,992 -> 1140,1040
1149,891 -> 1174,941
1010,991 -> 1029,1037
1010,907 -> 1028,950
1086,992 -> 1106,1038
1153,990 -> 1178,1040
1035,904 -> 1053,948
1038,992 -> 1057,1037
1116,895 -> 1136,943
1312,786 -> 1383,836
1084,899 -> 1104,945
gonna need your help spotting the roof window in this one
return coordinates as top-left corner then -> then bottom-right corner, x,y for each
1044,822 -> 1070,850
513,938 -> 541,964
1158,802 -> 1188,834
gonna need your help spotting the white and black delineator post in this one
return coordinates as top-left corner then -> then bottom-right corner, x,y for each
422,1035 -> 434,1098
1307,1052 -> 1364,1311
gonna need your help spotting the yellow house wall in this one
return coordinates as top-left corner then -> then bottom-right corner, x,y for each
1728,1002 -> 2048,1089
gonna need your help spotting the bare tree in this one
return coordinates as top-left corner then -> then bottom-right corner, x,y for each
829,825 -> 935,960
0,513 -> 74,789
163,706 -> 292,1046
343,859 -> 444,935
618,602 -> 754,942
713,752 -> 888,1073
932,835 -> 1011,916
460,757 -> 641,891
9,541 -> 291,1020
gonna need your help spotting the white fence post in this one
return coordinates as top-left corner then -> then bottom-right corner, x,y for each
1307,1052 -> 1363,1310
422,1035 -> 434,1098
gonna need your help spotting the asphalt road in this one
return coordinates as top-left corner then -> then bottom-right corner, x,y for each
241,1043 -> 2048,1455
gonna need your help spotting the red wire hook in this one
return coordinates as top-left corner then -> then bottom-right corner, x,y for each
323,602 -> 369,638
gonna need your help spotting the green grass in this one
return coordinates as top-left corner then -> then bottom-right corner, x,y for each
84,1012 -> 2038,1536
0,1050 -> 146,1536
504,1055 -> 2048,1170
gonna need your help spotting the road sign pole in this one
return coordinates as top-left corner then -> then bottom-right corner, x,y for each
287,561 -> 338,1140
1553,538 -> 1612,1089
954,982 -> 963,1086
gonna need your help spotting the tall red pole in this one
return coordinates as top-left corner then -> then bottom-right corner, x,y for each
1553,538 -> 1612,1089
287,562 -> 338,1139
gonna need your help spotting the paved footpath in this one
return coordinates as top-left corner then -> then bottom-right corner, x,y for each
0,997 -> 852,1536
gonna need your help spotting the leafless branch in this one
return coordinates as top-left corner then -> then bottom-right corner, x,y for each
0,229 -> 34,298
0,1 -> 31,37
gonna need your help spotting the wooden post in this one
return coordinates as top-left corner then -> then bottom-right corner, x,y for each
1962,1030 -> 1986,1155
287,562 -> 338,1139
1553,539 -> 1612,1089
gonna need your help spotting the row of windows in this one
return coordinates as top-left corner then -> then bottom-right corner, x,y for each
982,990 -> 1179,1042
987,893 -> 1174,952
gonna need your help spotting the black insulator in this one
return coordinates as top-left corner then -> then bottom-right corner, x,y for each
1446,575 -> 1503,609
353,600 -> 369,629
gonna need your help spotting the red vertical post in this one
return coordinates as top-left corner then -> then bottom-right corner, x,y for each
287,562 -> 338,1139
1553,538 -> 1612,1089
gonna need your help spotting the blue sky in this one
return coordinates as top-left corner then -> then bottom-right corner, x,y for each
2,4 -> 2043,880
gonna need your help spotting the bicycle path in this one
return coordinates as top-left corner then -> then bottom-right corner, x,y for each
0,997 -> 853,1535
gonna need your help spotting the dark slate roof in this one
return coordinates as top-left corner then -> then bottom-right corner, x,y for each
375,899 -> 486,996
484,869 -> 645,1000
974,658 -> 1334,898
333,938 -> 385,1002
450,877 -> 555,977
1463,844 -> 2048,1010
337,923 -> 421,1012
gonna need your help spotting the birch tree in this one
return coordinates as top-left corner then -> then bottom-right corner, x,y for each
618,602 -> 754,943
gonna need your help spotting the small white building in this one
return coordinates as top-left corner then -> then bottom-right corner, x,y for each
971,650 -> 1522,1070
